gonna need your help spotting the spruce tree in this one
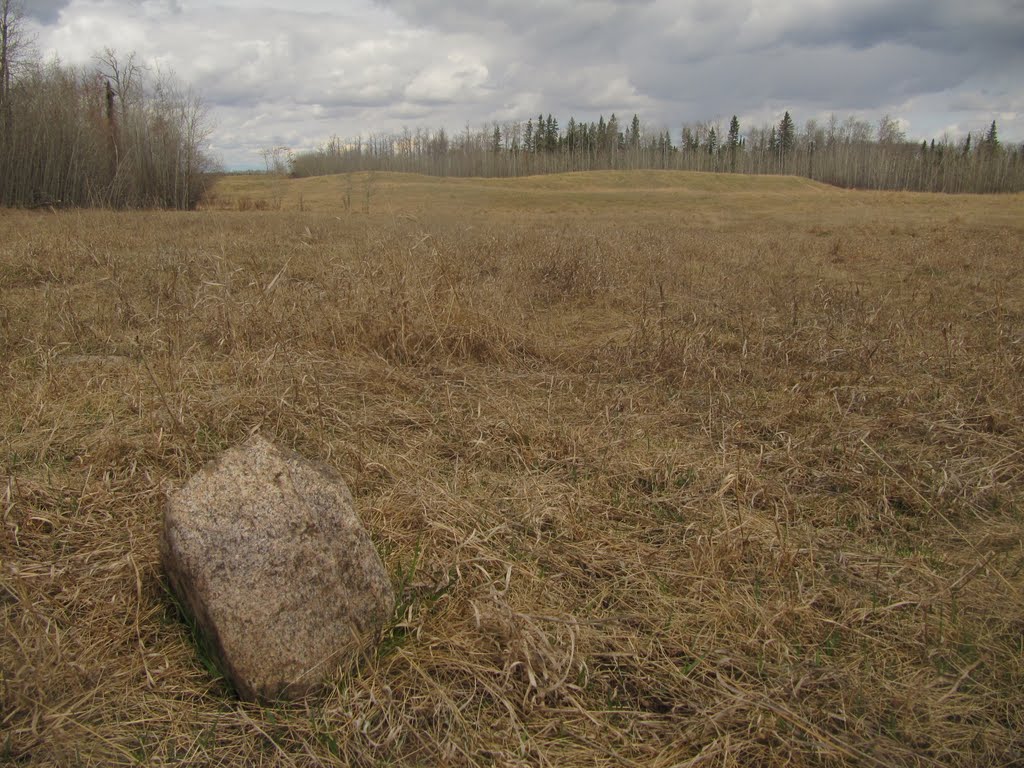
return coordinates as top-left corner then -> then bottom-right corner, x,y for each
726,115 -> 740,150
681,126 -> 697,152
778,111 -> 795,154
545,114 -> 558,152
706,126 -> 718,155
984,120 -> 999,149
607,114 -> 621,152
726,116 -> 740,171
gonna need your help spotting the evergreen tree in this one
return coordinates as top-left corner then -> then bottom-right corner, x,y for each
681,126 -> 697,152
491,124 -> 501,153
984,120 -> 999,149
523,118 -> 534,153
607,113 -> 621,152
545,114 -> 558,152
534,114 -> 545,153
963,132 -> 972,156
629,113 -> 641,148
726,115 -> 740,150
778,111 -> 795,154
726,116 -> 740,171
706,126 -> 718,155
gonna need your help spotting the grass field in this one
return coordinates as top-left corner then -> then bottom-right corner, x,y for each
3,170 -> 1024,766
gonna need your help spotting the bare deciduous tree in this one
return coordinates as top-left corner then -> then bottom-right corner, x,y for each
0,0 -> 33,132
0,43 -> 215,209
94,47 -> 146,116
260,146 -> 292,175
877,114 -> 906,145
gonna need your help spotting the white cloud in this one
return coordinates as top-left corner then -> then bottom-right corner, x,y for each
405,54 -> 490,104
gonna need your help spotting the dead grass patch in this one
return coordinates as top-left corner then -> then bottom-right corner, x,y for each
2,172 -> 1024,766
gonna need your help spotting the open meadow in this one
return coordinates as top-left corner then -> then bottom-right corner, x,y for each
3,171 -> 1024,766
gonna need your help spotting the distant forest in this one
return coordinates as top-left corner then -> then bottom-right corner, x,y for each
289,112 -> 1022,194
1,0 -> 1019,207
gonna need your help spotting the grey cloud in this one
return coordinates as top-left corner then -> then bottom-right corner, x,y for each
385,102 -> 435,120
378,0 -> 1024,74
34,0 -> 1024,167
773,1 -> 1024,55
29,0 -> 184,23
375,0 -> 650,53
624,38 -> 978,111
24,0 -> 72,23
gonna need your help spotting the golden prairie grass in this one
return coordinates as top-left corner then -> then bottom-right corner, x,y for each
2,171 -> 1023,766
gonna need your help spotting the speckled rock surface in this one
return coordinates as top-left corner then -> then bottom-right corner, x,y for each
161,435 -> 395,701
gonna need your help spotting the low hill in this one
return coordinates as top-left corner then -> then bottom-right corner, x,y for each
208,169 -> 1024,229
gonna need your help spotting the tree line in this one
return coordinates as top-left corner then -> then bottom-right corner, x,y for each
0,0 -> 213,209
291,110 -> 1022,194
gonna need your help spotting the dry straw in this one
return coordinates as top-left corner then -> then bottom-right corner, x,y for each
2,172 -> 1023,766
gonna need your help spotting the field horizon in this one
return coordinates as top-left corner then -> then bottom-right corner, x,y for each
3,170 -> 1023,766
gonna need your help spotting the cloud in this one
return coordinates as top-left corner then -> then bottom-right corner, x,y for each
25,0 -> 1024,168
404,53 -> 490,104
768,0 -> 1024,55
22,0 -> 72,24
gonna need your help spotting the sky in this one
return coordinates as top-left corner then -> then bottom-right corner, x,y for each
23,0 -> 1024,170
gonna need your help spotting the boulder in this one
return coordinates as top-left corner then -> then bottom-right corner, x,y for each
161,435 -> 394,701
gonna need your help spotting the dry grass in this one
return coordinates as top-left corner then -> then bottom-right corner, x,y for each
3,170 -> 1024,766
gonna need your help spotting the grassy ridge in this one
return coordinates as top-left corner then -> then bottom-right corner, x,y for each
210,169 -> 1024,226
3,171 -> 1024,766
